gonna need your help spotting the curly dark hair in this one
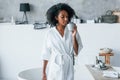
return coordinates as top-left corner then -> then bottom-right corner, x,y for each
46,3 -> 75,26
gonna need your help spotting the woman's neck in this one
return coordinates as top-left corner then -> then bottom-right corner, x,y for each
56,24 -> 65,31
56,25 -> 66,37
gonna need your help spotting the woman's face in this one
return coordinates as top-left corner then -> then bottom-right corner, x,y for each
56,10 -> 69,27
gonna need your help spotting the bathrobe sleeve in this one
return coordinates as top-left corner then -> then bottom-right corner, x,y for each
76,31 -> 83,54
42,31 -> 51,60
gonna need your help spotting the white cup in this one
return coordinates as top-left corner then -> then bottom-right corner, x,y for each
67,22 -> 75,31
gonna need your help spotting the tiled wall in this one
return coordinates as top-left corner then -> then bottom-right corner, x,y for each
0,0 -> 120,23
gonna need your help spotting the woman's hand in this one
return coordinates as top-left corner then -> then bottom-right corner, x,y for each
42,60 -> 48,80
72,24 -> 77,37
42,73 -> 47,80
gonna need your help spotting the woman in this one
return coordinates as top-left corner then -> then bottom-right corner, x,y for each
42,3 -> 83,80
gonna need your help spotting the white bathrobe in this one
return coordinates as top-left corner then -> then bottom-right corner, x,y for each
42,26 -> 83,80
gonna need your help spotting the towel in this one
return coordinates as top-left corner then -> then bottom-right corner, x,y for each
103,71 -> 119,78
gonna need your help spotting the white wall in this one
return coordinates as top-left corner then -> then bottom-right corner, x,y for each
0,23 -> 120,79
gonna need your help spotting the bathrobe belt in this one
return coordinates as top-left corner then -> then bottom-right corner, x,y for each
55,52 -> 73,66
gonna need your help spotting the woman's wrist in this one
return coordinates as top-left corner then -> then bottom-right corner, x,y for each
72,35 -> 76,41
42,71 -> 46,75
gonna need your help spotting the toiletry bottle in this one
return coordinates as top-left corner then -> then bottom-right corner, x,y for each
11,16 -> 15,25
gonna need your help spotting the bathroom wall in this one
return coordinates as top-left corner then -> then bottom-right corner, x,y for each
0,0 -> 120,23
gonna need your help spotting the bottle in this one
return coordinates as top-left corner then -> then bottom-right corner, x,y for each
11,16 -> 15,25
